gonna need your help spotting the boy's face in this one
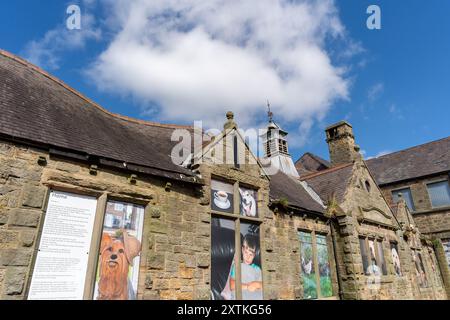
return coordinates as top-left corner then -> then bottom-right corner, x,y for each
242,240 -> 256,265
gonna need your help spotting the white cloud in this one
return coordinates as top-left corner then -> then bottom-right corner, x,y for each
366,150 -> 392,160
367,82 -> 384,102
88,0 -> 355,135
360,149 -> 367,157
23,1 -> 101,70
389,103 -> 404,120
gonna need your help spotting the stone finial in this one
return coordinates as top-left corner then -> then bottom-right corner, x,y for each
224,111 -> 237,130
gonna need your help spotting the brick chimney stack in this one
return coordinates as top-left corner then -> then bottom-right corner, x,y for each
325,121 -> 362,166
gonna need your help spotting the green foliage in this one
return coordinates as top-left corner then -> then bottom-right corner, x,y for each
431,238 -> 441,249
320,276 -> 333,297
302,274 -> 317,299
278,197 -> 289,209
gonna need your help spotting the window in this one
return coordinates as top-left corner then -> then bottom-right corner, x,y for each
359,238 -> 369,274
28,191 -> 146,300
392,188 -> 415,211
443,239 -> 450,269
300,232 -> 317,299
365,180 -> 371,193
239,187 -> 258,218
390,243 -> 402,277
211,180 -> 234,214
427,181 -> 450,208
278,139 -> 288,154
316,234 -> 333,298
427,246 -> 442,285
299,231 -> 333,299
233,135 -> 240,169
376,241 -> 387,275
94,201 -> 144,300
359,237 -> 388,276
367,239 -> 381,276
114,203 -> 124,211
412,250 -> 428,288
210,179 -> 262,300
265,131 -> 273,157
328,128 -> 338,139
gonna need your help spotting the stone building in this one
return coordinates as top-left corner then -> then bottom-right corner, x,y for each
0,50 -> 208,300
0,50 -> 448,300
297,121 -> 448,299
366,138 -> 450,270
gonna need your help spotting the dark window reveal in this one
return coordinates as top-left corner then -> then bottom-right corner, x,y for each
233,135 -> 240,169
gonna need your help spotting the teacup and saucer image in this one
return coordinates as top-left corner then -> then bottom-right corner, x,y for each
214,190 -> 231,210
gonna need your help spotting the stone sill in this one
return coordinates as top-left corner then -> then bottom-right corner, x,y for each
412,206 -> 450,215
360,275 -> 395,284
316,296 -> 339,300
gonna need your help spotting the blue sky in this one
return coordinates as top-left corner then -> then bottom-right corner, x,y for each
1,0 -> 449,162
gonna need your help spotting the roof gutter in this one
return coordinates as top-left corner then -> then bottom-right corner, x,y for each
0,133 -> 203,185
269,199 -> 328,220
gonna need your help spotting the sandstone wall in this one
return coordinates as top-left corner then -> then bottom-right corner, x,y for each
0,139 -> 211,300
380,175 -> 450,238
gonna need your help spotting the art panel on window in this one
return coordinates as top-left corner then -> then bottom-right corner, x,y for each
390,243 -> 402,277
211,217 -> 236,300
359,238 -> 369,275
367,240 -> 381,276
377,241 -> 387,275
412,250 -> 428,288
316,234 -> 332,298
428,247 -> 441,284
239,187 -> 258,218
238,223 -> 263,300
299,231 -> 317,299
211,180 -> 234,214
442,240 -> 450,268
94,201 -> 144,300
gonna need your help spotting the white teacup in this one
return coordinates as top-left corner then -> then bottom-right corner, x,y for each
214,191 -> 228,203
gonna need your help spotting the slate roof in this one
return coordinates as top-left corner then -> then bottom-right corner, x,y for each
0,50 -> 197,182
295,152 -> 331,176
301,163 -> 354,204
366,136 -> 450,186
269,171 -> 325,214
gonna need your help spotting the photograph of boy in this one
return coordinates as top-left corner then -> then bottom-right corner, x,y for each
229,227 -> 263,300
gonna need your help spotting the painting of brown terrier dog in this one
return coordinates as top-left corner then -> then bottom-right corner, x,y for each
97,231 -> 142,300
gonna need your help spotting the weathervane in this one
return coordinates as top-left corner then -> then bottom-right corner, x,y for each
267,100 -> 273,122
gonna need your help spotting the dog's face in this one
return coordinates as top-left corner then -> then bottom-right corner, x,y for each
101,236 -> 128,275
97,232 -> 142,300
240,190 -> 256,217
241,191 -> 252,205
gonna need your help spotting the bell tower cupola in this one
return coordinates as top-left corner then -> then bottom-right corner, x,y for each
260,102 -> 299,177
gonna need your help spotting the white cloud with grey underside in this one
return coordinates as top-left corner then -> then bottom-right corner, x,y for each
87,0 -> 356,132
